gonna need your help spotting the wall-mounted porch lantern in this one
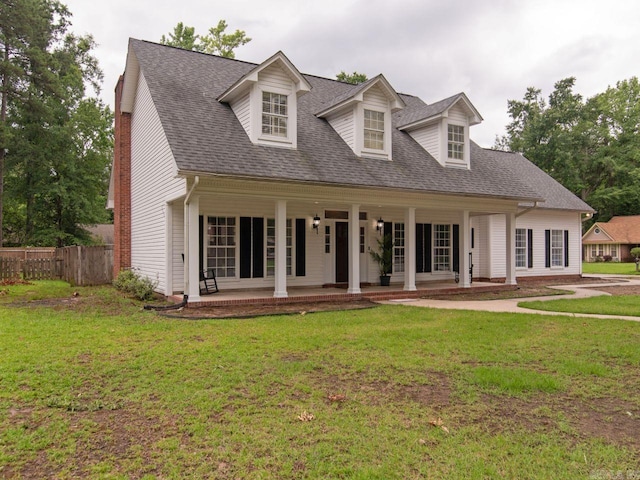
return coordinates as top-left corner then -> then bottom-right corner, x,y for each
376,217 -> 384,234
312,214 -> 321,233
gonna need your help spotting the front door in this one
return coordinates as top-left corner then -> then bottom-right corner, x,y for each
335,221 -> 349,283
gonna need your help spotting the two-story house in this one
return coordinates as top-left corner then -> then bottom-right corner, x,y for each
109,39 -> 593,302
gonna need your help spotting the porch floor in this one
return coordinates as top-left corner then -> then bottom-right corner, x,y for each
170,280 -> 513,307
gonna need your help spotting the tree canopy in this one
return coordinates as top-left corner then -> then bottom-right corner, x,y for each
160,20 -> 251,58
0,0 -> 112,246
496,77 -> 640,224
336,71 -> 368,84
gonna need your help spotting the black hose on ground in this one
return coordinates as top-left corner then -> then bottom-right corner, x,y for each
143,294 -> 188,311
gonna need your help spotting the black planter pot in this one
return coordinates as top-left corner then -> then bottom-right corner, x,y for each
380,275 -> 391,286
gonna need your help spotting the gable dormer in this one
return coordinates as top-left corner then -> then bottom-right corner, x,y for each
218,51 -> 311,149
398,93 -> 482,169
316,75 -> 405,160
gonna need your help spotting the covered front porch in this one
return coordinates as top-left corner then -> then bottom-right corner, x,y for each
172,176 -> 524,304
170,279 -> 512,307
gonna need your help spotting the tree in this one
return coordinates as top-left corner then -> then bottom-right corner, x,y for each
0,0 -> 71,246
336,71 -> 368,84
160,20 -> 251,58
1,1 -> 112,246
199,20 -> 251,58
159,22 -> 198,51
496,77 -> 640,225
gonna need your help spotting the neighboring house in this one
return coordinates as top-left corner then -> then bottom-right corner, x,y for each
582,216 -> 640,262
84,224 -> 114,245
109,39 -> 594,302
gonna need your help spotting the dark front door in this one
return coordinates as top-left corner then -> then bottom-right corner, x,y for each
335,221 -> 349,283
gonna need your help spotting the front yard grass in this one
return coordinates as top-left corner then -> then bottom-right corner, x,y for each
1,282 -> 639,478
583,262 -> 640,275
519,294 -> 640,317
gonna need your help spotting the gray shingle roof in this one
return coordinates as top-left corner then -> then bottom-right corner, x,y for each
128,39 -> 591,210
482,148 -> 594,212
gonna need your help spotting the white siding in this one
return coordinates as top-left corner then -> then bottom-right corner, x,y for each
489,210 -> 583,278
230,92 -> 251,138
130,72 -> 186,294
171,203 -> 184,293
471,215 -> 491,278
408,124 -> 441,163
362,85 -> 388,109
327,110 -> 355,150
258,64 -> 293,90
448,104 -> 468,123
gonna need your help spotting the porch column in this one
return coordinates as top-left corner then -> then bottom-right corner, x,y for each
274,200 -> 288,298
404,207 -> 416,291
184,195 -> 201,301
348,204 -> 361,294
460,210 -> 471,288
505,212 -> 517,285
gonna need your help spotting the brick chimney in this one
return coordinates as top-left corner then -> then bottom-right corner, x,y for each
113,75 -> 132,277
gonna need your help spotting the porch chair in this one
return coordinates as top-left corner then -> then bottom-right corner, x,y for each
200,268 -> 219,295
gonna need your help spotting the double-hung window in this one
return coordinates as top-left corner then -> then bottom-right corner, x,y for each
394,223 -> 405,273
551,229 -> 564,267
515,228 -> 527,268
433,224 -> 451,271
448,124 -> 464,160
266,218 -> 292,276
262,91 -> 288,137
364,109 -> 384,150
207,216 -> 236,278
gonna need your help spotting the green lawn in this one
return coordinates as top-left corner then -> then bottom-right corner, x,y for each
1,281 -> 639,479
583,262 -> 640,275
520,295 -> 640,317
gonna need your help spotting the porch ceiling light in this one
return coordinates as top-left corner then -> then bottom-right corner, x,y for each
376,217 -> 384,234
312,214 -> 321,233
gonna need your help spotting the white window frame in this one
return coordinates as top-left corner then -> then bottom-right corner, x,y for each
252,85 -> 296,148
364,109 -> 385,151
207,216 -> 237,278
261,91 -> 288,138
394,222 -> 405,273
515,228 -> 527,268
266,218 -> 293,277
447,124 -> 464,160
433,224 -> 451,272
551,229 -> 564,267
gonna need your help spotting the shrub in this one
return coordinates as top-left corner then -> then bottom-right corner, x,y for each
113,269 -> 158,301
595,256 -> 604,263
603,255 -> 613,262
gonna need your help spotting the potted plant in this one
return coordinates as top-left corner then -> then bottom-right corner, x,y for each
370,233 -> 393,286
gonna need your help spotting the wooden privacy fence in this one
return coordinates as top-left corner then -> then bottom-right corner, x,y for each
0,245 -> 113,286
58,245 -> 114,286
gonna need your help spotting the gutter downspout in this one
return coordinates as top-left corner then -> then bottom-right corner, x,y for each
184,176 -> 199,298
516,201 -> 538,218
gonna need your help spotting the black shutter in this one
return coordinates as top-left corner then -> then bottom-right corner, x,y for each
199,216 -> 204,272
425,223 -> 432,273
545,230 -> 551,268
252,218 -> 264,278
453,224 -> 460,273
240,217 -> 252,278
564,230 -> 569,267
416,223 -> 424,273
384,222 -> 392,275
527,229 -> 533,269
296,218 -> 306,277
471,228 -> 475,249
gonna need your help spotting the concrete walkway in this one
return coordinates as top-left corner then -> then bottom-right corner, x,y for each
382,274 -> 640,322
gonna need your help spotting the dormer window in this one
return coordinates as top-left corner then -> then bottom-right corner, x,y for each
262,92 -> 288,137
364,109 -> 384,150
218,51 -> 311,150
448,124 -> 464,160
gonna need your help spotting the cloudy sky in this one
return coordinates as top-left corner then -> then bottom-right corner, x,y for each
64,0 -> 639,147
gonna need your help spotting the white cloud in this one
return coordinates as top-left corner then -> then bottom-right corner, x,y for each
64,0 -> 640,147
